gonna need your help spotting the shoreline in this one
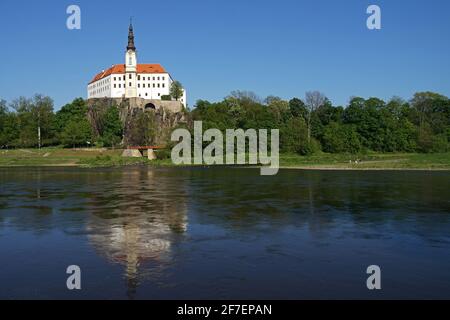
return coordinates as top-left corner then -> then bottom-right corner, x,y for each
1,149 -> 449,171
278,166 -> 450,171
1,163 -> 449,171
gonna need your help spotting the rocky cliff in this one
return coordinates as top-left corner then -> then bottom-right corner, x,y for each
87,98 -> 188,147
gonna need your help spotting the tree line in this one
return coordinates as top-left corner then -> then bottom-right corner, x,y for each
0,96 -> 122,148
191,91 -> 449,154
1,91 -> 449,154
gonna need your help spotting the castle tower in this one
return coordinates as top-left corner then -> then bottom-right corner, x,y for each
125,21 -> 137,98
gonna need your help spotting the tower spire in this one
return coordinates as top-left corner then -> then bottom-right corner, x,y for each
127,19 -> 136,51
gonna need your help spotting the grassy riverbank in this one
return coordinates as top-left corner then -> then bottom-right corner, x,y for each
0,148 -> 144,167
0,148 -> 449,170
279,153 -> 450,170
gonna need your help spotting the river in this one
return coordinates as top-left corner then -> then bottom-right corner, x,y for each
0,167 -> 449,299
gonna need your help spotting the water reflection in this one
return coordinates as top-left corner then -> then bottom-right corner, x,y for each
0,167 -> 449,299
84,169 -> 188,298
187,169 -> 450,239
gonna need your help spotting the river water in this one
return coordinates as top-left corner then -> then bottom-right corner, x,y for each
0,167 -> 449,299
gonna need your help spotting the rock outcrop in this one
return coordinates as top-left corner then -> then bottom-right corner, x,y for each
87,98 -> 188,147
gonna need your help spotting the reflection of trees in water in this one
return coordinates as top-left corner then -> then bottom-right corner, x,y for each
85,169 -> 188,298
188,169 -> 450,239
0,168 -> 59,235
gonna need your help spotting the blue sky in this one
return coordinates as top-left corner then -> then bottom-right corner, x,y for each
0,0 -> 449,110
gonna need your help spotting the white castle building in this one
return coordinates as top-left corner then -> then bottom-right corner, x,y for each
87,23 -> 186,107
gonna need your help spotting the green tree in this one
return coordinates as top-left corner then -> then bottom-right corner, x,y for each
60,119 -> 92,148
189,90 -> 450,155
343,97 -> 384,151
411,92 -> 448,129
229,90 -> 261,104
98,106 -> 123,147
170,81 -> 184,101
33,94 -> 55,148
0,100 -> 19,147
0,99 -> 6,114
266,96 -> 290,125
322,122 -> 361,153
0,113 -> 19,147
9,95 -> 55,147
280,117 -> 309,154
10,97 -> 34,147
55,98 -> 88,133
305,91 -> 326,143
288,98 -> 307,119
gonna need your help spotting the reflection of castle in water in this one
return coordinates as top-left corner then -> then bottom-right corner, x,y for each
85,169 -> 188,298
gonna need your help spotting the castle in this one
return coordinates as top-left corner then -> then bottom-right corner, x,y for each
87,23 -> 187,108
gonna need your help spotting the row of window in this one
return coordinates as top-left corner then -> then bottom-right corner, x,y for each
90,75 -> 167,91
91,79 -> 109,88
89,85 -> 110,96
139,83 -> 164,88
139,93 -> 161,97
113,75 -> 166,81
89,92 -> 163,98
89,91 -> 164,98
112,83 -> 166,89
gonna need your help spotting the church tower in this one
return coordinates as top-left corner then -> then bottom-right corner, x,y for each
125,21 -> 138,98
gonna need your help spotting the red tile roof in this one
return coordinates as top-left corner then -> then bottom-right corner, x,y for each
89,64 -> 167,84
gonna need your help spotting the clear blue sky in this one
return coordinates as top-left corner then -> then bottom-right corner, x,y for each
1,0 -> 449,110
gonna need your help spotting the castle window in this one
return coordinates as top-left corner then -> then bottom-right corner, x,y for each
138,84 -> 140,88
138,75 -> 140,81
153,84 -> 155,88
129,74 -> 132,79
157,77 -> 160,80
129,82 -> 132,87
162,84 -> 165,88
145,93 -> 148,96
158,84 -> 160,88
143,84 -> 145,88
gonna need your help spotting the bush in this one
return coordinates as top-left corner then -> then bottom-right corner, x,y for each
430,134 -> 449,153
298,138 -> 321,155
60,119 -> 92,148
322,122 -> 361,154
155,149 -> 172,160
